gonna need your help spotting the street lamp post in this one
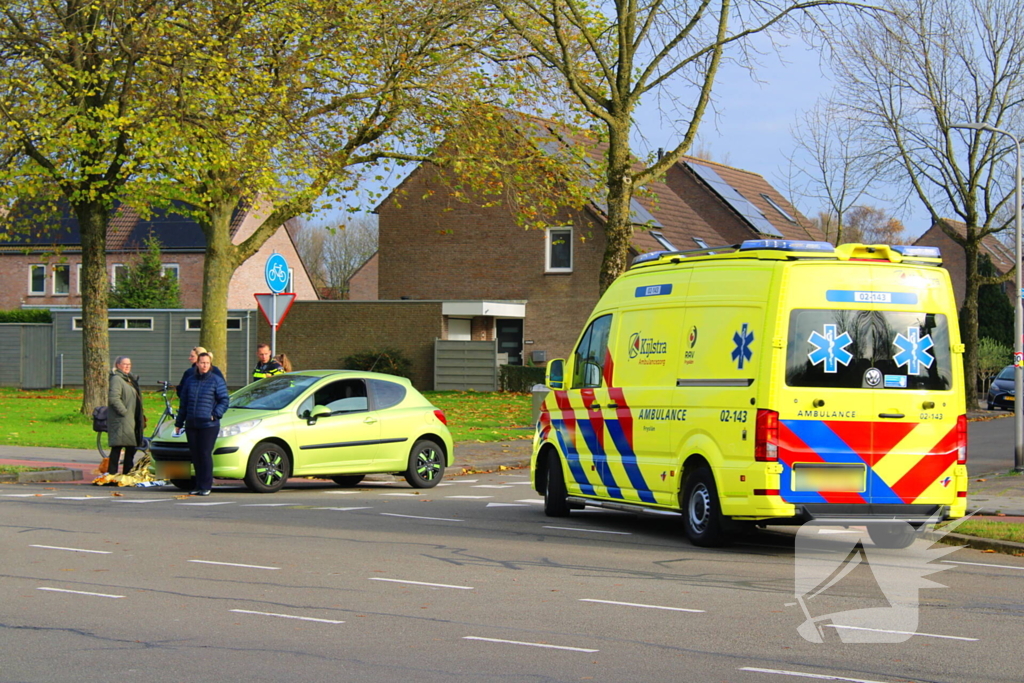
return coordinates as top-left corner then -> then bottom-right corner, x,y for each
952,122 -> 1024,472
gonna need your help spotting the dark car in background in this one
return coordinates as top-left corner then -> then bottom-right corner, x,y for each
988,365 -> 1016,410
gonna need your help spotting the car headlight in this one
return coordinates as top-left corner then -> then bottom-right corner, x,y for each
219,419 -> 261,438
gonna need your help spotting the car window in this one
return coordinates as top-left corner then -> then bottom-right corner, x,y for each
786,309 -> 952,390
300,378 -> 369,417
572,314 -> 612,389
369,379 -> 407,410
998,366 -> 1015,381
230,374 -> 319,410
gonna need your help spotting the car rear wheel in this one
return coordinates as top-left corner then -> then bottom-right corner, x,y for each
169,478 -> 194,491
544,454 -> 571,517
244,442 -> 291,493
331,475 -> 365,488
682,467 -> 726,547
867,523 -> 917,549
403,439 -> 445,488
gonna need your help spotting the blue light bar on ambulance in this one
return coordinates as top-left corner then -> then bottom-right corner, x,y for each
631,250 -> 669,265
739,240 -> 835,253
891,245 -> 941,259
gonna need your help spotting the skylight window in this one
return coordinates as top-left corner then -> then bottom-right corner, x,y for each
693,237 -> 714,254
687,162 -> 784,238
650,231 -> 677,250
761,194 -> 796,223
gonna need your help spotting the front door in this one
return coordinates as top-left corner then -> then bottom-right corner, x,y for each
292,378 -> 379,473
497,319 -> 523,365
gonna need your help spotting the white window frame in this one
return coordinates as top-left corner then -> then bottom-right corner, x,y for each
73,317 -> 154,331
162,263 -> 180,280
649,231 -> 677,251
185,317 -> 242,331
76,263 -> 83,294
111,263 -> 126,287
545,227 -> 573,273
29,264 -> 46,295
52,264 -> 70,296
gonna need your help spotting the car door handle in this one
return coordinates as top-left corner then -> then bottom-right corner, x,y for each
605,403 -> 619,409
363,417 -> 378,424
878,413 -> 905,419
587,403 -> 601,411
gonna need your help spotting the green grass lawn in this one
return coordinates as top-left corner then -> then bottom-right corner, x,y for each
942,519 -> 1024,545
0,387 -> 533,451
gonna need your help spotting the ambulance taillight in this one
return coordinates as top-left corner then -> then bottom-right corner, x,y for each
755,409 -> 779,462
956,414 -> 967,464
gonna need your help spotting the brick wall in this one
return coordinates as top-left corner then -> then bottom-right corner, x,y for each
347,253 -> 378,300
256,300 -> 444,390
377,164 -> 604,361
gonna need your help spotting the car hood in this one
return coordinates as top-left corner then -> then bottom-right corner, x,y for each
220,407 -> 282,424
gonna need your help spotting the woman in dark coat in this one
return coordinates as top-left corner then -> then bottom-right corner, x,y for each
175,352 -> 229,496
177,346 -> 224,399
107,356 -> 144,475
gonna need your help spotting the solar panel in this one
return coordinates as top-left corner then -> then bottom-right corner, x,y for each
687,162 -> 784,237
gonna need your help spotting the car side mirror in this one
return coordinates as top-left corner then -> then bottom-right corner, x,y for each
308,405 -> 331,424
546,358 -> 565,389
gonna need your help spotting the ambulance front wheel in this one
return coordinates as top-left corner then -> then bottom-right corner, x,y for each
682,467 -> 726,547
544,454 -> 571,517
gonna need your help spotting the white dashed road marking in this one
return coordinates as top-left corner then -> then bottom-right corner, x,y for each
115,498 -> 175,503
515,499 -> 544,505
463,636 -> 598,653
177,501 -> 234,506
241,503 -> 294,507
54,497 -> 105,501
30,545 -> 112,554
2,493 -> 57,497
37,587 -> 124,599
369,578 -> 474,590
471,485 -> 513,489
942,560 -> 1024,571
544,526 -> 632,535
323,491 -> 360,495
380,493 -> 420,497
314,507 -> 372,512
825,625 -> 977,641
230,609 -> 344,624
486,503 -> 528,508
445,495 -> 493,499
188,560 -> 280,570
580,599 -> 704,613
739,667 -> 898,683
380,513 -> 464,522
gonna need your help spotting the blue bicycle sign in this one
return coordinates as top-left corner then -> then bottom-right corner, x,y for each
265,253 -> 290,293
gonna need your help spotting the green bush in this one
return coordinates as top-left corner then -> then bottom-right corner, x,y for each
342,347 -> 413,379
0,309 -> 52,323
499,365 -> 545,392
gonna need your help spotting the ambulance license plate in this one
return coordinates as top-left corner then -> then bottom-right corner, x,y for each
793,464 -> 865,492
159,461 -> 191,479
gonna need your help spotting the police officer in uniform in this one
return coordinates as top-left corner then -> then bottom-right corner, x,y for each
251,343 -> 284,384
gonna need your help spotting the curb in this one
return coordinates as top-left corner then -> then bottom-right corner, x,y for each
0,468 -> 84,484
924,530 -> 1024,556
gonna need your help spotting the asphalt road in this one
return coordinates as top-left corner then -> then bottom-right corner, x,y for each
2,471 -> 1023,683
968,415 -> 1017,475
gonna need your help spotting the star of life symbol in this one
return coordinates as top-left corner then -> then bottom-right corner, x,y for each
892,327 -> 934,375
731,323 -> 754,369
807,324 -> 853,373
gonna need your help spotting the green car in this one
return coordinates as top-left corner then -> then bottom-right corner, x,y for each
150,370 -> 453,493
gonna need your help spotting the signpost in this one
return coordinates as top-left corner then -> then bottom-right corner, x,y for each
257,253 -> 294,356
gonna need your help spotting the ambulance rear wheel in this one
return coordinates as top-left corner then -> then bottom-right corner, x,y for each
867,523 -> 917,549
683,467 -> 726,547
544,454 -> 571,517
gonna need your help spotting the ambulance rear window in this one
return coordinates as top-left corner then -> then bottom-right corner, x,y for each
785,310 -> 952,390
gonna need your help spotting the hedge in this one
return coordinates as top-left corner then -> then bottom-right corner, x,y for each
0,309 -> 52,323
499,365 -> 546,393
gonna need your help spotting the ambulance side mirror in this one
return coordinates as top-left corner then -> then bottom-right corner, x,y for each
546,359 -> 565,389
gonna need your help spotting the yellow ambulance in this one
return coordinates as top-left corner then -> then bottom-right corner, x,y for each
532,240 -> 968,547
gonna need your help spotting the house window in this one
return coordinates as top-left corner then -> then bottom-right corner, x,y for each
76,264 -> 82,294
111,264 -> 126,286
29,265 -> 46,295
546,227 -> 573,273
650,231 -> 677,251
185,318 -> 242,331
73,317 -> 154,331
53,264 -> 70,296
448,318 -> 472,341
761,194 -> 797,223
162,263 -> 180,280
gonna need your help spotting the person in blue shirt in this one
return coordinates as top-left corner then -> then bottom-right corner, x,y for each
175,352 -> 229,496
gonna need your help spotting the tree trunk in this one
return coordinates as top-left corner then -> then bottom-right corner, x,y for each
599,126 -> 636,294
199,203 -> 240,379
961,240 -> 981,411
77,201 -> 110,415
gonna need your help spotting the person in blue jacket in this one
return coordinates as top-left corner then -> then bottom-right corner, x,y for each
174,352 -> 229,496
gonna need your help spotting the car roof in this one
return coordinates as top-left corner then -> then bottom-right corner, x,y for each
288,370 -> 413,386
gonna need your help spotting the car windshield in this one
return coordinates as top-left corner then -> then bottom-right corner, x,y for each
786,309 -> 952,391
230,374 -> 320,410
998,366 -> 1015,381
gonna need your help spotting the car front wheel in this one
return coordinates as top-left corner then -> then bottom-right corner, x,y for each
244,442 -> 291,493
403,439 -> 445,488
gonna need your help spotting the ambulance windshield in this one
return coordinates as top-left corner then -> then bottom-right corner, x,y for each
785,310 -> 952,390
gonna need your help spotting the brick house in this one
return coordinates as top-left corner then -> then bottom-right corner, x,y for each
354,120 -> 822,366
913,219 -> 1016,309
1,201 -> 317,311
